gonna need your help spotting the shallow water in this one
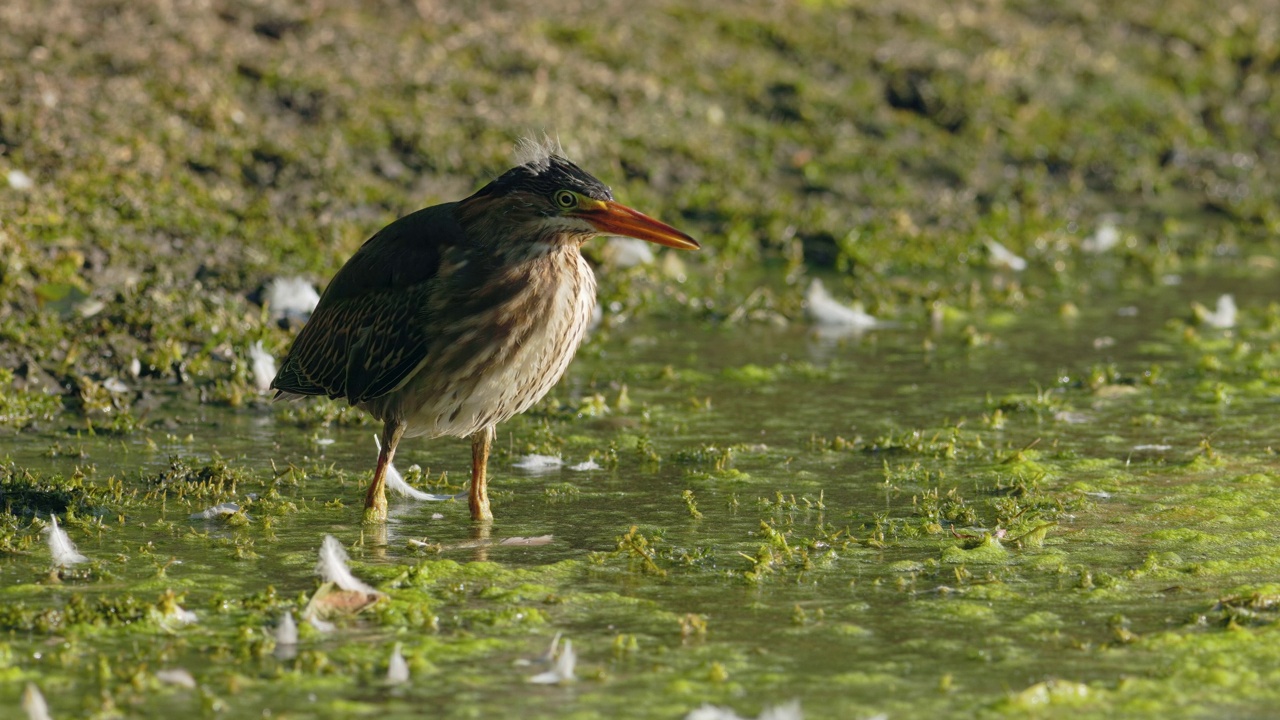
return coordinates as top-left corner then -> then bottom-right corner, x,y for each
2,272 -> 1279,718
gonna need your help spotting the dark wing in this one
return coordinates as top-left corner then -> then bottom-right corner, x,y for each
270,202 -> 463,404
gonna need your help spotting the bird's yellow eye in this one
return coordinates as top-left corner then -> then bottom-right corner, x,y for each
554,190 -> 577,209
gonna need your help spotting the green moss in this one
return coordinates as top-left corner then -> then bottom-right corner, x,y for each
1144,528 -> 1225,548
941,535 -> 1010,565
0,369 -> 62,429
3,1 -> 1280,718
932,601 -> 997,622
722,364 -> 778,384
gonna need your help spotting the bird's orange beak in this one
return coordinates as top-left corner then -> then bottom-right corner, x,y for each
578,199 -> 700,250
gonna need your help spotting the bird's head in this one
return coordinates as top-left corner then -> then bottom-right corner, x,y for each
458,141 -> 700,254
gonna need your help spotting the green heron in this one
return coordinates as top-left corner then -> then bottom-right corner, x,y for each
271,142 -> 700,522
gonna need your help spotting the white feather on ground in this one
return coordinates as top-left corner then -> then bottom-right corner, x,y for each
499,535 -> 554,546
516,631 -> 562,666
276,610 -> 298,646
804,280 -> 886,329
264,276 -> 320,322
304,611 -> 335,633
985,239 -> 1027,271
601,237 -> 655,268
152,601 -> 197,628
1197,294 -> 1237,329
8,169 -> 35,191
155,668 -> 197,688
512,454 -> 564,473
45,514 -> 87,567
685,700 -> 806,720
249,341 -> 276,392
387,643 -> 410,684
22,683 -> 51,720
529,636 -> 576,684
374,435 -> 461,501
316,535 -> 382,596
1082,219 -> 1121,253
189,502 -> 245,520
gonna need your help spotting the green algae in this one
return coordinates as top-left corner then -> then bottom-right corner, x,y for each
940,535 -> 1010,565
1,1 -> 1280,718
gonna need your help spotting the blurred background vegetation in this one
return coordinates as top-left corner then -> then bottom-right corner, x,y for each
1,0 -> 1278,423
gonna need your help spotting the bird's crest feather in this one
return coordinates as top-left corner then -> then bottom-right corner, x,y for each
514,135 -> 565,172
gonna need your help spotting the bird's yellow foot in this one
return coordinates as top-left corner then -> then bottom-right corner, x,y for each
363,495 -> 388,524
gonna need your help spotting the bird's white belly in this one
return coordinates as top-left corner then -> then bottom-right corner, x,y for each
402,256 -> 595,439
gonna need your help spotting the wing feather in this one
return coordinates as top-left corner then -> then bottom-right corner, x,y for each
270,203 -> 462,404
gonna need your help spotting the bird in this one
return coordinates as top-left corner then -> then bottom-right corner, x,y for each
270,139 -> 700,522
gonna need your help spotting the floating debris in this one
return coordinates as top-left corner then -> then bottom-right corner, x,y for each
155,668 -> 197,688
516,632 -> 563,667
375,435 -> 461,501
276,610 -> 298,646
76,297 -> 106,318
685,700 -> 805,720
102,377 -> 131,394
22,683 -> 50,720
188,502 -> 245,521
803,279 -> 886,330
985,239 -> 1027,271
1011,679 -> 1089,707
8,169 -> 35,191
387,643 -> 409,684
427,534 -> 553,551
304,536 -> 386,628
569,459 -> 601,471
264,276 -> 320,322
154,601 -> 198,628
316,535 -> 382,596
1194,294 -> 1237,329
304,582 -> 378,628
601,237 -> 655,268
499,535 -> 554,546
274,611 -> 299,659
1082,219 -> 1121,253
249,341 -> 276,392
44,515 -> 87,567
529,635 -> 576,684
305,612 -> 336,633
1133,444 -> 1173,452
513,454 -> 564,473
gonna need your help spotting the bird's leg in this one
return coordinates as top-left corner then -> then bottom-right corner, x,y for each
469,425 -> 496,523
364,419 -> 406,523
469,522 -> 492,563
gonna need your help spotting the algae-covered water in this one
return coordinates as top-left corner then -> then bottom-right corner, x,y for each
5,0 -> 1280,717
2,271 -> 1278,719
